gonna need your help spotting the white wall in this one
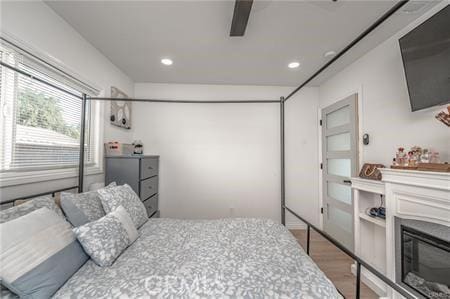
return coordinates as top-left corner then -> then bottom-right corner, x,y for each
132,84 -> 279,222
319,3 -> 449,168
285,88 -> 320,228
0,1 -> 134,201
133,83 -> 318,225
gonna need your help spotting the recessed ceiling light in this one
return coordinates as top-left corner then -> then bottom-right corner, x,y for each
288,62 -> 300,69
161,58 -> 173,66
324,51 -> 336,58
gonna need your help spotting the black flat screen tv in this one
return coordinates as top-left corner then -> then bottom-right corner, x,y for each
399,5 -> 450,112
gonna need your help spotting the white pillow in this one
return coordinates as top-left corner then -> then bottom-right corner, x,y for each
73,206 -> 138,267
98,184 -> 148,229
0,208 -> 88,298
111,206 -> 139,242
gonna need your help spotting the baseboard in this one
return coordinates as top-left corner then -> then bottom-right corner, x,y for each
286,221 -> 307,230
351,263 -> 387,298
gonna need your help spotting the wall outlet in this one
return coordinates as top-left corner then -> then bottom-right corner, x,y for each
229,207 -> 234,217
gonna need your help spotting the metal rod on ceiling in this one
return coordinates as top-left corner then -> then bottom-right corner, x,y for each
78,93 -> 87,193
0,61 -> 83,99
283,0 -> 410,102
86,97 -> 280,104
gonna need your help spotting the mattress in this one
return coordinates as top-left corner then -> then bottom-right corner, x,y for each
54,218 -> 342,298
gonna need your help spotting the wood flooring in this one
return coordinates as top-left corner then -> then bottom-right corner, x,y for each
290,229 -> 378,299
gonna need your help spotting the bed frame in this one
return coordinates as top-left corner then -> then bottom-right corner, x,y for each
0,186 -> 78,207
0,1 -> 416,298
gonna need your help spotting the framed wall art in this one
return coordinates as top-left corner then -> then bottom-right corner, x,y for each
110,86 -> 131,129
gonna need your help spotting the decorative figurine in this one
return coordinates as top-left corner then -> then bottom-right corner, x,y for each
132,140 -> 143,155
396,147 -> 407,166
430,150 -> 440,163
408,151 -> 416,166
420,149 -> 430,163
435,105 -> 450,127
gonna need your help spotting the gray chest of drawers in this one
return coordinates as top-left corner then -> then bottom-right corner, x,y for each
105,155 -> 159,218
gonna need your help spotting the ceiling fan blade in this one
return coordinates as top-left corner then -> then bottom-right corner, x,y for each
230,0 -> 253,37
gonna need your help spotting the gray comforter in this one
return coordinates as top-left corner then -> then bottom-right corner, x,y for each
54,218 -> 342,298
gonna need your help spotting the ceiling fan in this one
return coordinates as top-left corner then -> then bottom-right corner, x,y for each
229,0 -> 342,37
230,0 -> 254,37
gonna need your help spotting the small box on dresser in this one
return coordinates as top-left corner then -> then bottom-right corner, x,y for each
105,155 -> 160,218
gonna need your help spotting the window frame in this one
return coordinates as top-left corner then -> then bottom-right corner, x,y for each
0,36 -> 103,188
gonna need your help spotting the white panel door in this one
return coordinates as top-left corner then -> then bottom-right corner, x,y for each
322,94 -> 358,251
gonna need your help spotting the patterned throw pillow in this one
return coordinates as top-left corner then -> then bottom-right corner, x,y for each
0,195 -> 64,224
0,208 -> 88,298
61,183 -> 116,227
73,206 -> 138,267
98,184 -> 148,229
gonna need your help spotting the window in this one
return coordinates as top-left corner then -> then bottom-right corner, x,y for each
0,41 -> 97,174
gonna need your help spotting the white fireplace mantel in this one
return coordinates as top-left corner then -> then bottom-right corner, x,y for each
381,168 -> 449,226
380,168 -> 450,298
352,169 -> 449,298
381,168 -> 450,192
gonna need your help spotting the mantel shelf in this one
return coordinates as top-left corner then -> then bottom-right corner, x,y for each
351,177 -> 385,195
359,212 -> 386,228
380,168 -> 450,191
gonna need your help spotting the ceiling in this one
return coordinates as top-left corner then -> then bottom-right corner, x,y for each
46,1 -> 440,87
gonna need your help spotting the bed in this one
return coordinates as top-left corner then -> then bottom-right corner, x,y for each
53,218 -> 341,298
1,186 -> 341,298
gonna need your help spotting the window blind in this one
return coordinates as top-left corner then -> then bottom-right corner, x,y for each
0,42 -> 94,172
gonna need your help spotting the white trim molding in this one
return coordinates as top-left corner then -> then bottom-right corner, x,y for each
381,168 -> 450,191
0,165 -> 103,188
351,177 -> 385,195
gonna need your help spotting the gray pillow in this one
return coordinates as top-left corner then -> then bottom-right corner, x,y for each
99,184 -> 148,229
0,285 -> 18,299
0,195 -> 64,224
73,206 -> 138,267
61,182 -> 116,227
0,208 -> 88,298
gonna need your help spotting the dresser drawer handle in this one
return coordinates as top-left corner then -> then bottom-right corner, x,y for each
148,166 -> 153,170
148,186 -> 152,189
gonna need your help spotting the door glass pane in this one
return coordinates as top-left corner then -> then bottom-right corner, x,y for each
328,158 -> 351,177
327,132 -> 351,151
329,205 -> 352,233
327,105 -> 349,128
328,182 -> 352,205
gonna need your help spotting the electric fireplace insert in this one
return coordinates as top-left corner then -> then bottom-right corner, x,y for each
400,225 -> 450,299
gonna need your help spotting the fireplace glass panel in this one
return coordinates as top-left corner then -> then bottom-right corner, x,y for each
401,226 -> 450,298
